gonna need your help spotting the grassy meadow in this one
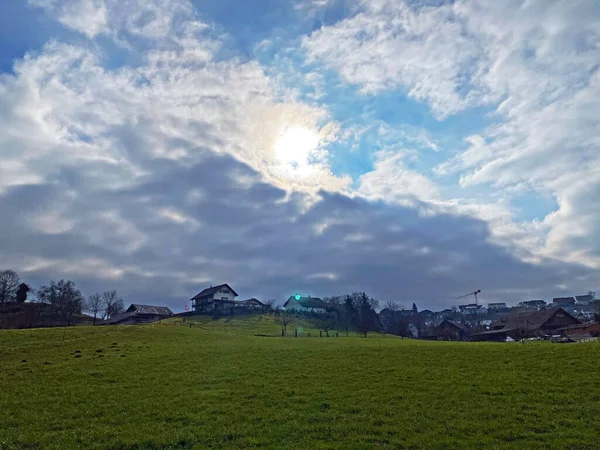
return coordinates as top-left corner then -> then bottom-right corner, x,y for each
1,315 -> 600,449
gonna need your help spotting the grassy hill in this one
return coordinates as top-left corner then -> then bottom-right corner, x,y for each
1,315 -> 600,449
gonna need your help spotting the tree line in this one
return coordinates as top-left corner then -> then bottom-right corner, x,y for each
277,292 -> 382,338
0,269 -> 126,326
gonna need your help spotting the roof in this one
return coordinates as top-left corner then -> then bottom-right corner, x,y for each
557,322 -> 599,332
437,319 -> 466,330
284,296 -> 327,309
575,295 -> 594,303
236,298 -> 265,306
488,308 -> 580,333
521,300 -> 546,305
553,297 -> 575,304
191,284 -> 239,300
127,304 -> 174,315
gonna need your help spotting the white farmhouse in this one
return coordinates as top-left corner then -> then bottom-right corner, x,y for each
283,296 -> 327,314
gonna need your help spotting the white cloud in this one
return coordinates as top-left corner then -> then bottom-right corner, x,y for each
303,0 -> 492,119
29,0 -> 108,38
358,150 -> 440,203
2,0 -> 598,309
303,0 -> 600,268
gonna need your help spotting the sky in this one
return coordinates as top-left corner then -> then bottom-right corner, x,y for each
0,0 -> 598,311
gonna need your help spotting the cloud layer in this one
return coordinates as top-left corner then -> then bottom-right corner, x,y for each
0,0 -> 598,309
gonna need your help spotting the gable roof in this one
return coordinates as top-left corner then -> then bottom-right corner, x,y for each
520,300 -> 546,305
284,296 -> 327,309
437,319 -> 466,330
191,284 -> 239,300
236,298 -> 265,306
126,304 -> 174,316
490,308 -> 580,332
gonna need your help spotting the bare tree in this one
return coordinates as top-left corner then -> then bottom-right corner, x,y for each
275,310 -> 292,336
37,280 -> 84,326
85,293 -> 103,325
384,300 -> 401,311
0,269 -> 20,304
318,317 -> 336,337
102,290 -> 125,319
324,296 -> 342,307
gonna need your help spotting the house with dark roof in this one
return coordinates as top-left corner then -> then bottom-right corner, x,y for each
102,304 -> 174,325
517,300 -> 547,310
471,308 -> 581,341
236,298 -> 266,309
459,303 -> 484,315
575,294 -> 595,304
488,302 -> 508,310
434,319 -> 468,341
558,322 -> 600,340
190,284 -> 239,312
283,296 -> 327,313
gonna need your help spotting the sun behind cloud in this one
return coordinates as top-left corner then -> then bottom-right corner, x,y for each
274,127 -> 321,166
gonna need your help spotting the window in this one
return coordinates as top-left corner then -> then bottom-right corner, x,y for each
222,297 -> 228,300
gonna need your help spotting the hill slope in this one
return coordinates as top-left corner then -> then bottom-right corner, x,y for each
1,318 -> 600,449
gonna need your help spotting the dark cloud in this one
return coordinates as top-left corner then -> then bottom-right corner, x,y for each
1,152 -> 596,311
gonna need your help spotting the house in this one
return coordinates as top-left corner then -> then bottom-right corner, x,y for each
558,322 -> 600,340
471,308 -> 581,341
191,284 -> 239,311
236,298 -> 266,309
417,309 -> 435,326
517,300 -> 547,310
552,297 -> 576,312
103,304 -> 174,325
434,319 -> 468,341
575,294 -> 595,304
573,303 -> 597,320
459,303 -> 484,315
488,302 -> 507,310
283,296 -> 327,313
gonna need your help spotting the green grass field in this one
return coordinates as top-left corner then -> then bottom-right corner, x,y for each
1,315 -> 600,449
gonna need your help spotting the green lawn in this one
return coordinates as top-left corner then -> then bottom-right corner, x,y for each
1,315 -> 600,449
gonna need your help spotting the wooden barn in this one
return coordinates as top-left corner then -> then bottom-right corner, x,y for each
102,304 -> 174,325
434,319 -> 468,341
471,308 -> 581,341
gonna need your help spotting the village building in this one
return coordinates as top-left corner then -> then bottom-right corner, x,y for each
471,308 -> 580,341
517,300 -> 547,310
575,294 -> 595,304
191,284 -> 238,311
488,302 -> 507,310
558,322 -> 600,340
459,303 -> 485,315
103,304 -> 174,325
190,284 -> 267,312
574,303 -> 597,320
434,319 -> 468,341
552,297 -> 576,312
283,296 -> 327,313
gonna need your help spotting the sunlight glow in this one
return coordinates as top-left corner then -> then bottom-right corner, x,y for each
274,127 -> 320,166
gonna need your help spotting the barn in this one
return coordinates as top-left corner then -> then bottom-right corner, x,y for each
471,308 -> 581,341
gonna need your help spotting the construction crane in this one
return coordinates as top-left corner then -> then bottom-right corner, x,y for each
454,289 -> 482,305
